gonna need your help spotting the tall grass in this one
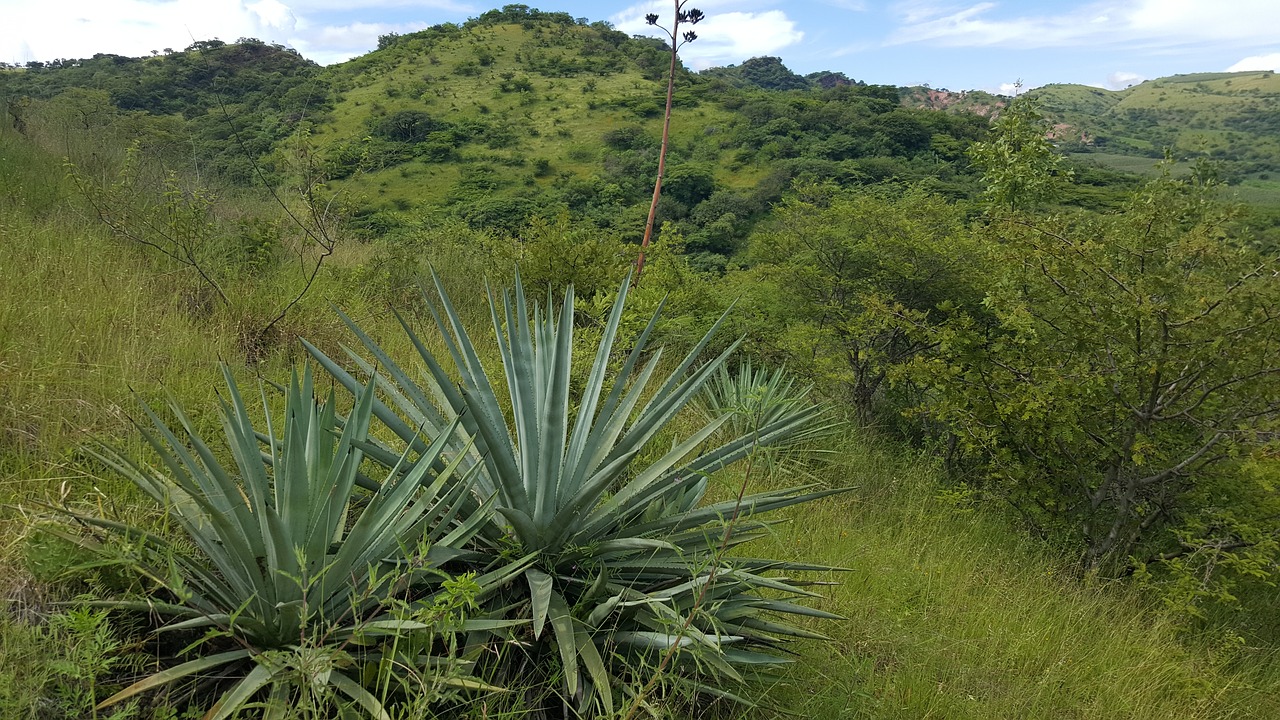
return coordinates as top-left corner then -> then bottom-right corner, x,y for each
748,439 -> 1280,719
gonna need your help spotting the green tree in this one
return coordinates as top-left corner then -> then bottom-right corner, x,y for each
968,97 -> 1070,211
911,167 -> 1280,580
740,183 -> 980,419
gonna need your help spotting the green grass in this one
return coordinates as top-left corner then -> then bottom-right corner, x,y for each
1069,151 -> 1171,175
1230,179 -> 1280,210
748,441 -> 1280,719
315,19 -> 747,213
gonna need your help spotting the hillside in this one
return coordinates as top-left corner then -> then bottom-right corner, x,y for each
899,85 -> 1004,117
2,7 -> 995,272
1029,71 -> 1280,202
300,9 -> 991,269
4,120 -> 1280,719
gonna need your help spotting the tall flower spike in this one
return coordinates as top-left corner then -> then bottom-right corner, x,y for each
637,1 -> 710,281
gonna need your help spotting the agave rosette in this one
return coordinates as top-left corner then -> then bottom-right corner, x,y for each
53,366 -> 527,719
306,273 -> 845,714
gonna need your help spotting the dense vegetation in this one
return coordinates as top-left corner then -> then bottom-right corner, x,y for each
4,4 -> 1280,718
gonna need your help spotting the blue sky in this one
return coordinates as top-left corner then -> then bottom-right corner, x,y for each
4,1 -> 1280,92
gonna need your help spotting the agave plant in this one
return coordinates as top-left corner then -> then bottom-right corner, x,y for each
50,366 -> 527,719
305,273 -> 844,715
702,360 -> 819,439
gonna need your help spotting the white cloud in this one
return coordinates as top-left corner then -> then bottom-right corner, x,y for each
1227,52 -> 1280,72
292,20 -> 428,64
887,2 -> 1105,47
284,0 -> 469,9
821,0 -> 869,10
886,0 -> 1280,49
611,2 -> 804,70
0,0 -> 297,62
248,0 -> 296,29
0,0 -> 474,65
1105,70 -> 1145,89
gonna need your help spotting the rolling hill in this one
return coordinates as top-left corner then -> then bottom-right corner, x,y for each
1028,71 -> 1280,204
4,5 -> 1278,255
1,6 -> 993,271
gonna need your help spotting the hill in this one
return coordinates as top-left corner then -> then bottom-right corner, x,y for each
7,7 -> 1280,253
300,8 -> 991,269
1029,71 -> 1280,206
0,39 -> 330,183
2,7 -> 995,272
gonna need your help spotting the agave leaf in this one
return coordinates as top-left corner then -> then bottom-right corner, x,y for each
460,618 -> 530,632
304,274 -> 845,710
527,568 -> 554,640
470,552 -> 541,603
546,589 -> 579,697
575,620 -> 614,716
65,359 -> 504,710
569,417 -> 730,543
728,616 -> 832,642
333,306 -> 451,437
586,593 -> 622,629
613,631 -> 736,650
533,287 -> 574,528
667,676 -> 759,707
96,649 -> 251,710
560,272 -> 630,503
423,272 -> 527,512
615,486 -> 849,539
205,662 -> 277,720
329,671 -> 394,720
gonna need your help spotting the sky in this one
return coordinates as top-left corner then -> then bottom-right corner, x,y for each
4,1 -> 1280,93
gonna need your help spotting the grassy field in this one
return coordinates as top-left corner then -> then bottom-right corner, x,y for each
1069,151 -> 1171,175
5,120 -> 1280,718
757,445 -> 1280,719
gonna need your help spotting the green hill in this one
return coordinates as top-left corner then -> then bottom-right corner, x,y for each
1029,72 -> 1280,195
298,9 -> 990,267
2,7 -> 994,272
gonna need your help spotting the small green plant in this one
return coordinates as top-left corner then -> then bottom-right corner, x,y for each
701,360 -> 816,439
46,607 -> 140,720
